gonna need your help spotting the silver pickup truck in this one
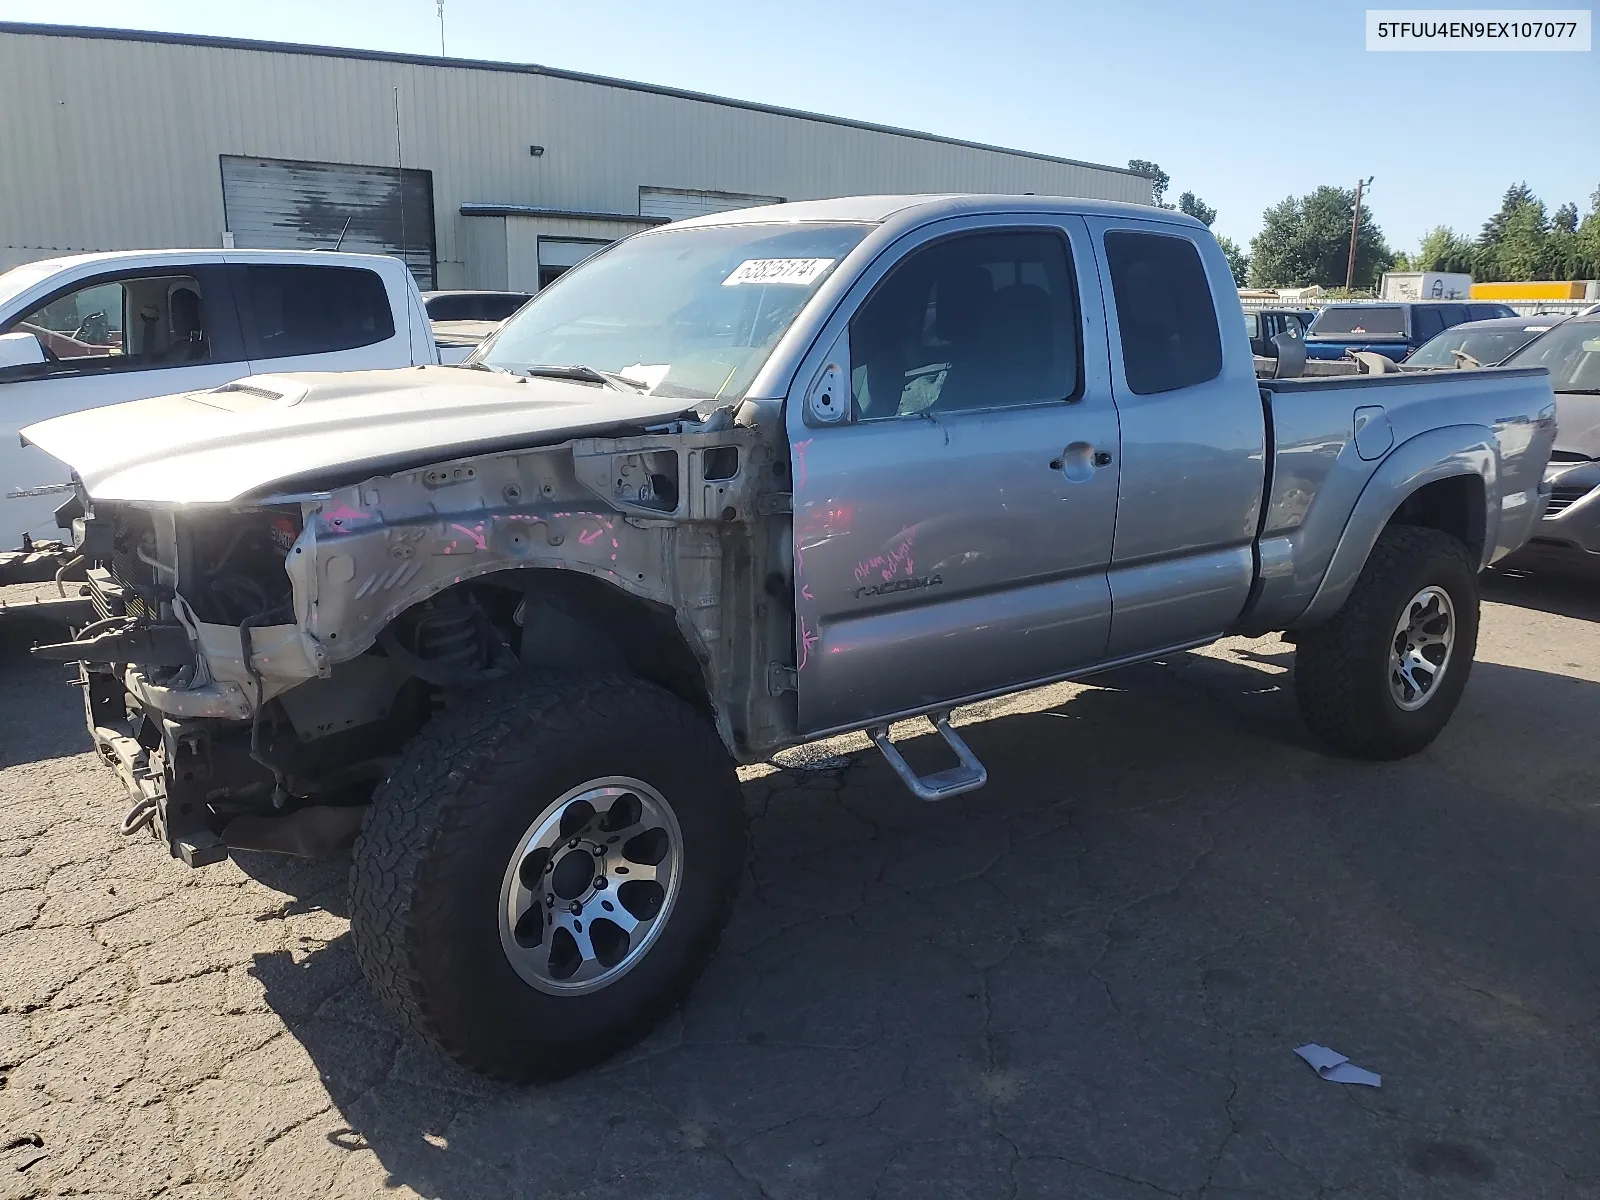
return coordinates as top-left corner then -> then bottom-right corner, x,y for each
22,195 -> 1557,1081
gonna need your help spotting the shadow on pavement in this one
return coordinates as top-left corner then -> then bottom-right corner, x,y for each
245,646 -> 1600,1199
1484,566 -> 1600,622
0,622 -> 94,767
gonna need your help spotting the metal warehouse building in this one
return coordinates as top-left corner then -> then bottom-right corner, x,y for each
0,22 -> 1151,291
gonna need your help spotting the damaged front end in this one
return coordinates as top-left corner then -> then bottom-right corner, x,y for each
38,500 -> 378,864
41,415 -> 795,867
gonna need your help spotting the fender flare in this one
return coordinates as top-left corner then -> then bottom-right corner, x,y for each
1293,424 -> 1497,628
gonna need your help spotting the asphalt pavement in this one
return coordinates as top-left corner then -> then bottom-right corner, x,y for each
1,570 -> 1598,1200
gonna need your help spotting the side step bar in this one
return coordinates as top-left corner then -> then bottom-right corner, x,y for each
869,711 -> 988,801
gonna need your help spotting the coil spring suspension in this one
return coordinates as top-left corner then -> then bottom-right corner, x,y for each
378,594 -> 509,688
413,602 -> 486,672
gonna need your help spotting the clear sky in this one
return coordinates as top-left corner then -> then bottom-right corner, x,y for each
2,0 -> 1595,256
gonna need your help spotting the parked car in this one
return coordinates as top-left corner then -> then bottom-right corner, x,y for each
432,320 -> 507,365
421,290 -> 533,323
1403,314 -> 1565,370
22,194 -> 1557,1083
1243,308 -> 1305,357
1304,300 -> 1517,362
423,291 -> 533,365
0,249 -> 438,554
1495,313 -> 1600,573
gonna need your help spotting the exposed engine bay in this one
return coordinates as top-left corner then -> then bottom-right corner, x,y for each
41,414 -> 796,866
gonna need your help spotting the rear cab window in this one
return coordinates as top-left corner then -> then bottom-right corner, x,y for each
233,265 -> 394,359
1308,306 -> 1406,338
1102,230 -> 1222,394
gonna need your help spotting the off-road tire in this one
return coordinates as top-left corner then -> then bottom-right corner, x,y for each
1294,525 -> 1479,760
349,673 -> 745,1082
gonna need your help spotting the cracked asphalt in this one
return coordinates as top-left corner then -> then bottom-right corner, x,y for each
2,569 -> 1599,1200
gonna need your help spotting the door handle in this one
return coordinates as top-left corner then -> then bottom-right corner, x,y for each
1049,447 -> 1114,470
1050,442 -> 1113,482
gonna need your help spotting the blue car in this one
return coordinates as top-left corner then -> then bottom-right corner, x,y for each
1304,300 -> 1517,362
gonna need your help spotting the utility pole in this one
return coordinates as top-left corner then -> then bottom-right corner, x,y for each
1345,175 -> 1374,292
437,0 -> 446,56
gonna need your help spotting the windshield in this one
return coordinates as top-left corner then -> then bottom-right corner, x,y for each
1502,320 -> 1600,391
1407,325 -> 1546,368
475,222 -> 871,401
1308,306 -> 1407,337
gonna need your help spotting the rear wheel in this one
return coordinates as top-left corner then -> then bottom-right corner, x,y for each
349,674 -> 745,1081
1293,525 -> 1479,760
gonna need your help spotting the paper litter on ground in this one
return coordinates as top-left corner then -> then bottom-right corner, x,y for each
1294,1043 -> 1382,1087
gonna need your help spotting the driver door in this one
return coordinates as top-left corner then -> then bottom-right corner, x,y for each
0,266 -> 245,544
787,216 -> 1122,734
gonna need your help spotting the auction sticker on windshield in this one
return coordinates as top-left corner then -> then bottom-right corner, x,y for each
723,258 -> 835,287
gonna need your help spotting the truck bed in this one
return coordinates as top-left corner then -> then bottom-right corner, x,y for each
1242,365 -> 1556,634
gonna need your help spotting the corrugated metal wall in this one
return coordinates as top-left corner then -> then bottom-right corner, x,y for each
0,25 -> 1153,287
638,187 -> 784,220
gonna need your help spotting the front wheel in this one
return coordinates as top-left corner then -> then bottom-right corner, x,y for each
1293,525 -> 1480,760
349,674 -> 746,1081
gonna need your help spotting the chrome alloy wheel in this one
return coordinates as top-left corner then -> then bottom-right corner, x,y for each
1388,585 -> 1456,711
498,777 -> 684,995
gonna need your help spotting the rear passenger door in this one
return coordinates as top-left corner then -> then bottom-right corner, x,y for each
1083,219 -> 1266,658
789,217 -> 1121,733
228,262 -> 409,374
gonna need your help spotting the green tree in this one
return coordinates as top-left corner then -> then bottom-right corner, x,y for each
1543,201 -> 1588,279
1413,225 -> 1477,274
1247,186 -> 1393,289
1215,235 -> 1249,286
1178,191 -> 1218,228
1479,182 -> 1538,247
1577,186 -> 1600,278
1127,159 -> 1171,207
1499,197 -> 1548,280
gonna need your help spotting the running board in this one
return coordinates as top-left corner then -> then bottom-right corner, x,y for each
869,712 -> 988,801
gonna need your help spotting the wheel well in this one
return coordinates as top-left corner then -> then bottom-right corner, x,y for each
392,569 -> 712,715
1388,475 -> 1486,562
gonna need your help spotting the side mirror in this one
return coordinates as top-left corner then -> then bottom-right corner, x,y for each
0,330 -> 47,371
1270,330 -> 1306,379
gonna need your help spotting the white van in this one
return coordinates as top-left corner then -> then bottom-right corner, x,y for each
0,249 -> 437,550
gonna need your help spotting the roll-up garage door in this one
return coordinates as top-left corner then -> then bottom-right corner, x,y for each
638,187 -> 783,221
221,155 -> 437,288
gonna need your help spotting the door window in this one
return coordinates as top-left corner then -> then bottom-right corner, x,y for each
848,230 -> 1080,419
234,265 -> 394,359
1438,304 -> 1469,329
1411,306 -> 1446,342
1103,231 -> 1222,394
2,273 -> 221,377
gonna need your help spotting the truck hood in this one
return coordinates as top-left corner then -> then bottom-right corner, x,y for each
1554,391 -> 1600,459
21,366 -> 700,504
